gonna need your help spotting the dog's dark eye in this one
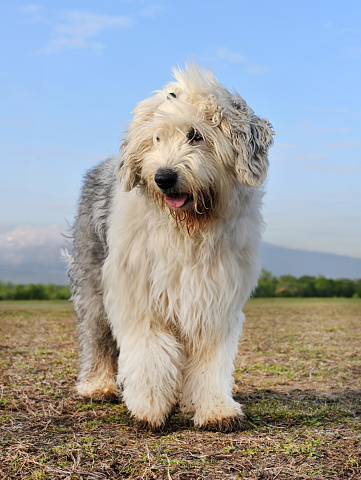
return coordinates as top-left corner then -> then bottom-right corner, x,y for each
187,128 -> 203,145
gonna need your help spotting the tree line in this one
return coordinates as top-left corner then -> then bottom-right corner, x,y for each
0,272 -> 360,300
253,270 -> 361,298
0,282 -> 70,301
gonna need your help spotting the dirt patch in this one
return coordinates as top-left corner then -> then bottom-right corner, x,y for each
1,299 -> 360,479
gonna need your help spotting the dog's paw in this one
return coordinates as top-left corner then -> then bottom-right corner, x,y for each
192,400 -> 248,432
128,408 -> 172,432
132,416 -> 173,433
76,379 -> 119,401
201,414 -> 249,432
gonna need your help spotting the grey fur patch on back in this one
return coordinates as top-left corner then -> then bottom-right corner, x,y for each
74,156 -> 119,257
68,156 -> 121,389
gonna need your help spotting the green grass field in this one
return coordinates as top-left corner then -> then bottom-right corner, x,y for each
1,299 -> 360,479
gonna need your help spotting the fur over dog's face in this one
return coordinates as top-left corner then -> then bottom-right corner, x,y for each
120,64 -> 274,233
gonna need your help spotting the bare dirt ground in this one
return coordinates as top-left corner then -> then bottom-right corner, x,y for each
0,299 -> 360,479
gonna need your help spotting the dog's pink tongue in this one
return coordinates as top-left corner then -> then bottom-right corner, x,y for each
166,194 -> 188,209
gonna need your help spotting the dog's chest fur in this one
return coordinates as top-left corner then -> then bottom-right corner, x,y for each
102,179 -> 261,339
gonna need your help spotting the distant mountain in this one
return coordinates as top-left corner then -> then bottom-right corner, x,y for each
260,243 -> 361,279
0,242 -> 360,285
0,262 -> 68,285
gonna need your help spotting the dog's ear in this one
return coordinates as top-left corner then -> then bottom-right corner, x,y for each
120,139 -> 142,191
221,97 -> 274,188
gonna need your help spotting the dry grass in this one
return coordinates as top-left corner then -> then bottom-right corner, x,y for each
0,298 -> 360,479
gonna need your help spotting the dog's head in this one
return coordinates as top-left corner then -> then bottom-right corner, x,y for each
120,64 -> 274,233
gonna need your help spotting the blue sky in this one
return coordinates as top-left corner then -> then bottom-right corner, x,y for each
1,0 -> 360,261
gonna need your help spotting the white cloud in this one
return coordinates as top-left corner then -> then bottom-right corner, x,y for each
0,224 -> 15,235
324,140 -> 361,148
19,7 -> 135,54
245,64 -> 271,75
0,224 -> 67,263
0,118 -> 33,128
47,11 -> 134,54
307,162 -> 361,175
15,144 -> 105,165
311,127 -> 350,135
308,106 -> 347,115
18,4 -> 47,23
215,47 -> 246,64
213,47 -> 270,74
272,151 -> 326,164
0,224 -> 64,248
140,3 -> 162,17
273,143 -> 298,152
342,45 -> 361,60
272,148 -> 360,175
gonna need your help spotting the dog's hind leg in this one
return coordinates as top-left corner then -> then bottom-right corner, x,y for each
68,157 -> 119,400
75,297 -> 119,400
69,245 -> 119,401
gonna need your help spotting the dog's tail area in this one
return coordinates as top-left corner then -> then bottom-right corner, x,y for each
60,249 -> 73,301
60,248 -> 73,267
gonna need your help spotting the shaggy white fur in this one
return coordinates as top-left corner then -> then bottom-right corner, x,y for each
68,64 -> 274,430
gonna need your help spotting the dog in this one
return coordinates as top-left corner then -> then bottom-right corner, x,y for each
68,64 -> 274,431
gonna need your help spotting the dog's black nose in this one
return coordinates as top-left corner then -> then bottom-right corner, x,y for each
154,169 -> 178,190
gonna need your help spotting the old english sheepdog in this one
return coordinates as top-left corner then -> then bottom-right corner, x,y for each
68,64 -> 274,431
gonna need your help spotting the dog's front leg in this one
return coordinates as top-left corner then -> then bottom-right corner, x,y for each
180,314 -> 247,431
116,324 -> 182,428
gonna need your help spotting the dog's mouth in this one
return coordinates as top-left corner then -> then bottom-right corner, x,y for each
165,193 -> 192,209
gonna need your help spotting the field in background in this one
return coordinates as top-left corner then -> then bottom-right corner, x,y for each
0,299 -> 360,479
